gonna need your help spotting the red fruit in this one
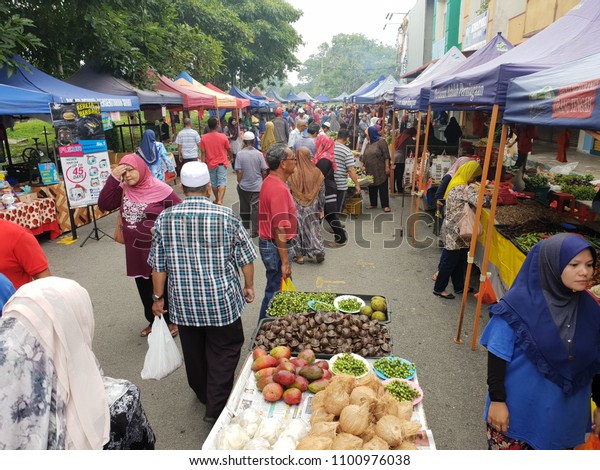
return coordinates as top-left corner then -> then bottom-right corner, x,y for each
273,370 -> 296,387
252,347 -> 268,360
298,349 -> 316,364
283,387 -> 302,405
289,375 -> 309,392
251,355 -> 279,372
263,382 -> 284,402
254,367 -> 277,381
256,375 -> 274,391
315,360 -> 329,370
290,357 -> 308,369
270,346 -> 292,360
321,369 -> 333,380
276,361 -> 296,373
298,364 -> 323,381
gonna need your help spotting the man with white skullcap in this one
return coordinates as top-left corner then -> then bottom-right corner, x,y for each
149,161 -> 257,424
234,131 -> 269,237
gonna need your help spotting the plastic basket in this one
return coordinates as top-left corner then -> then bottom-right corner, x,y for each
533,186 -> 550,205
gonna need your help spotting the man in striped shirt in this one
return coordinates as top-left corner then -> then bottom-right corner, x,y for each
149,161 -> 257,423
334,129 -> 361,213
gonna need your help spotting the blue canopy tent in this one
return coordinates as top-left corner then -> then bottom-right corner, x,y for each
315,94 -> 330,103
504,51 -> 600,131
284,91 -> 305,103
68,64 -> 181,108
331,92 -> 349,102
297,91 -> 314,102
430,0 -> 600,110
230,85 -> 271,108
391,47 -> 466,111
354,75 -> 399,104
0,56 -> 139,112
265,88 -> 288,103
349,75 -> 386,103
0,84 -> 52,115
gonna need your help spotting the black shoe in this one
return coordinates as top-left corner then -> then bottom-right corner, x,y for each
203,416 -> 217,425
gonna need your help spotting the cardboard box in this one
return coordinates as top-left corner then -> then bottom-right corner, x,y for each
344,196 -> 362,216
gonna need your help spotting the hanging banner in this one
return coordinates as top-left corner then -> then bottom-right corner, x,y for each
463,12 -> 488,51
50,101 -> 111,208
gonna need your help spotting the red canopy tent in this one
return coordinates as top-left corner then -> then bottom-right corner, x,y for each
153,74 -> 215,109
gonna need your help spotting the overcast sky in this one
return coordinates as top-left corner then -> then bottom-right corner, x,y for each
287,0 -> 417,84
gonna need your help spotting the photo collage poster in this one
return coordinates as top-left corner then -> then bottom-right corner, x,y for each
50,102 -> 111,208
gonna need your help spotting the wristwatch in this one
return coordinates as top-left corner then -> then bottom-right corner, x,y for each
152,294 -> 163,302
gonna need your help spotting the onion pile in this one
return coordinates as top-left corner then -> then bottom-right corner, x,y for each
296,373 -> 422,450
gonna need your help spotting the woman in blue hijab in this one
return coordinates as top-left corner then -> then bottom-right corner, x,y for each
360,126 -> 391,212
481,233 -> 600,449
136,129 -> 175,182
0,273 -> 15,313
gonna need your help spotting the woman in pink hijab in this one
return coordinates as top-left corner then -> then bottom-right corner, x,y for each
99,153 -> 181,337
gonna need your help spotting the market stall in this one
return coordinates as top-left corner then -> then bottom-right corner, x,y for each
200,290 -> 436,451
0,196 -> 61,239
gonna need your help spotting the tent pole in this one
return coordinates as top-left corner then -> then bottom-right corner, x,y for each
455,103 -> 499,344
137,111 -> 143,150
470,124 -> 508,350
413,107 -> 432,241
409,112 -> 423,221
390,108 -> 397,195
353,106 -> 357,150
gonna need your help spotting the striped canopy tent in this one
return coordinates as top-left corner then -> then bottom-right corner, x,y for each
205,82 -> 250,108
153,74 -> 215,109
174,72 -> 239,108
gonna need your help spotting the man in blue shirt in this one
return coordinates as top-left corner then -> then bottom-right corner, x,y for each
149,161 -> 257,423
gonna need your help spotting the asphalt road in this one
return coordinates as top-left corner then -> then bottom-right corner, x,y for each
40,170 -> 489,450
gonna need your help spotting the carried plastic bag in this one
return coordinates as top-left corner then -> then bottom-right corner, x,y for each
280,277 -> 296,291
575,433 -> 600,450
474,274 -> 497,304
141,315 -> 182,380
549,161 -> 578,175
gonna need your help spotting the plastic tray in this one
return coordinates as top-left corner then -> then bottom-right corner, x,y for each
249,315 -> 394,360
264,290 -> 391,324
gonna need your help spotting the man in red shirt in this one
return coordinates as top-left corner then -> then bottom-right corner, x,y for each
258,143 -> 298,319
201,117 -> 232,205
0,219 -> 51,289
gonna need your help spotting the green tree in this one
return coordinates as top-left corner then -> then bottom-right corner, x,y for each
0,3 -> 43,74
298,34 -> 397,98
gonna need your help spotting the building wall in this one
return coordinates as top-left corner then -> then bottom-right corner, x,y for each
405,0 -> 434,73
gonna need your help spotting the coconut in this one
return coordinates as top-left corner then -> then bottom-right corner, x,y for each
339,403 -> 370,436
373,394 -> 401,420
396,401 -> 414,421
356,373 -> 385,397
311,390 -> 327,411
328,375 -> 355,395
359,423 -> 377,442
349,386 -> 377,406
309,421 -> 339,439
396,440 -> 418,450
324,389 -> 350,416
310,407 -> 334,425
296,436 -> 333,450
375,414 -> 404,447
332,432 -> 363,450
362,435 -> 389,450
401,420 -> 422,440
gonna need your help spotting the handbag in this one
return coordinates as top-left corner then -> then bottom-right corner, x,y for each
114,211 -> 125,244
457,188 -> 482,242
141,315 -> 183,380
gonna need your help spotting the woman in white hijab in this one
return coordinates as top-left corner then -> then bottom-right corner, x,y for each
0,277 -> 155,450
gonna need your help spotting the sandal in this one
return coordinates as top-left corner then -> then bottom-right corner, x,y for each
140,325 -> 152,337
383,207 -> 391,213
433,291 -> 455,300
431,272 -> 438,281
293,256 -> 305,265
168,324 -> 179,338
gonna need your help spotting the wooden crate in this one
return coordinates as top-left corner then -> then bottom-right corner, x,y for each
344,196 -> 362,216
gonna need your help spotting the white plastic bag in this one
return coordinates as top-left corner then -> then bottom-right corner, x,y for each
141,315 -> 182,380
549,161 -> 578,175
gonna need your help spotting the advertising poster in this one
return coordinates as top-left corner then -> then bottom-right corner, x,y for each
50,102 -> 111,208
37,162 -> 60,185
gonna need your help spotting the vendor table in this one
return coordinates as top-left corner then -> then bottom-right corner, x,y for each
0,198 -> 62,240
32,182 -> 108,234
202,355 -> 436,450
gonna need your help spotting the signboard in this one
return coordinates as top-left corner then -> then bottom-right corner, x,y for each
37,162 -> 60,185
50,102 -> 111,208
463,11 -> 488,51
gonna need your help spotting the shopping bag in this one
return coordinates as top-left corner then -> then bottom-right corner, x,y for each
114,212 -> 125,244
575,432 -> 600,450
474,276 -> 497,304
457,202 -> 481,242
141,316 -> 182,380
280,277 -> 296,291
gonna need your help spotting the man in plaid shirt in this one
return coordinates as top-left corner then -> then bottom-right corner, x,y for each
149,161 -> 257,423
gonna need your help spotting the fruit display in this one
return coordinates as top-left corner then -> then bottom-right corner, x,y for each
336,297 -> 363,313
266,291 -> 337,317
384,379 -> 421,403
495,199 -> 567,225
295,373 -> 422,450
329,353 -> 369,377
373,357 -> 416,380
359,295 -> 388,322
252,346 -> 332,404
252,312 -> 393,357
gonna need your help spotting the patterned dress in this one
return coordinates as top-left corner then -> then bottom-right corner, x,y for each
440,185 -> 479,251
293,184 -> 325,258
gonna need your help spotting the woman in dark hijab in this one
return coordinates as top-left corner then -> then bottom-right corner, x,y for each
481,233 -> 600,449
443,116 -> 463,147
361,126 -> 391,212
